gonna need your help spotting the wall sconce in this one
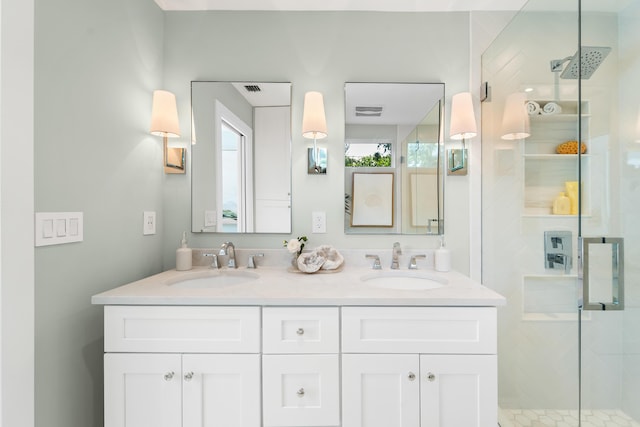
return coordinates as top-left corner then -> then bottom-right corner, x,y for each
448,92 -> 477,176
302,91 -> 328,174
501,92 -> 531,140
150,89 -> 185,174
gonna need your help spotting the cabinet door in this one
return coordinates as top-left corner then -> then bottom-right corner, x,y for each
104,353 -> 182,427
182,354 -> 261,427
342,354 -> 420,427
420,355 -> 497,427
263,354 -> 340,426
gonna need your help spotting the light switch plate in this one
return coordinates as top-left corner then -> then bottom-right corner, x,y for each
35,212 -> 83,247
143,211 -> 156,235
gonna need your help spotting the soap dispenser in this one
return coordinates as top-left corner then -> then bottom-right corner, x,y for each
434,237 -> 451,272
176,231 -> 193,271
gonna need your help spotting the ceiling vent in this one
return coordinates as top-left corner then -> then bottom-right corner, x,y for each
355,106 -> 383,117
244,85 -> 262,92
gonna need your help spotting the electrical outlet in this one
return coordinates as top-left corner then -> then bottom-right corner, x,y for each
143,211 -> 156,235
312,211 -> 326,233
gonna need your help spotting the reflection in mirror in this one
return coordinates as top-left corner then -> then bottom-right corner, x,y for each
344,83 -> 445,235
191,82 -> 292,233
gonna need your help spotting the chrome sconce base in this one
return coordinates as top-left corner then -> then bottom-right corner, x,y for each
308,147 -> 327,175
447,148 -> 467,176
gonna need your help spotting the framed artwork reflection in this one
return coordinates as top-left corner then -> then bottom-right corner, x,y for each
350,172 -> 394,227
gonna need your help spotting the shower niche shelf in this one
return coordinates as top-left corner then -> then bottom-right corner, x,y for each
522,99 -> 591,217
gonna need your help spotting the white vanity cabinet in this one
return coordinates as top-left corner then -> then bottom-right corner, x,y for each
100,303 -> 499,427
341,307 -> 498,427
103,306 -> 262,427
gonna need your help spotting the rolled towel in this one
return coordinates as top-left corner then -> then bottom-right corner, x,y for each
542,102 -> 562,115
525,100 -> 541,115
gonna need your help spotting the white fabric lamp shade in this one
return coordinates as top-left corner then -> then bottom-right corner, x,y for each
501,92 -> 531,140
449,92 -> 477,140
302,91 -> 328,139
150,90 -> 180,138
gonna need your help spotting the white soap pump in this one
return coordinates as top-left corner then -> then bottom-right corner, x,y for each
176,231 -> 193,271
434,236 -> 451,272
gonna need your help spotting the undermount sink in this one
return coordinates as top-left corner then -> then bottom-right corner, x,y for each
166,270 -> 259,289
360,271 -> 447,290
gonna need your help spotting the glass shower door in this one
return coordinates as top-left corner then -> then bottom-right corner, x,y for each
577,2 -> 640,426
481,0 -> 640,426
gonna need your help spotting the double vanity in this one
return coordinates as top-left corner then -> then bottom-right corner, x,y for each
92,250 -> 505,427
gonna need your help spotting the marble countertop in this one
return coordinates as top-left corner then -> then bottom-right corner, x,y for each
91,263 -> 506,307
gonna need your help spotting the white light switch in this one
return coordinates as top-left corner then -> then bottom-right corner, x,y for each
42,219 -> 54,238
35,212 -> 83,247
56,219 -> 66,237
69,218 -> 79,236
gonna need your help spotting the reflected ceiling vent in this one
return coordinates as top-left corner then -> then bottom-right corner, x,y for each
355,106 -> 383,117
243,84 -> 262,92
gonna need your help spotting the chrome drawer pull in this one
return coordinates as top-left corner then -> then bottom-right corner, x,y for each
296,328 -> 305,335
297,388 -> 305,397
164,371 -> 174,381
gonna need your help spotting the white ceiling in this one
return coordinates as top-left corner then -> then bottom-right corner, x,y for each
154,0 -> 529,12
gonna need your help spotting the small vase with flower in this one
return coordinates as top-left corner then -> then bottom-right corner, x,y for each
283,236 -> 308,269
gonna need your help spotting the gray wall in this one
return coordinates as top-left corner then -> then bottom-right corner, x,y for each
161,11 -> 473,270
34,0 -> 164,425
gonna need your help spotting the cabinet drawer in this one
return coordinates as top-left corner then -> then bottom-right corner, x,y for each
342,306 -> 496,354
104,306 -> 260,353
262,355 -> 340,427
263,307 -> 339,354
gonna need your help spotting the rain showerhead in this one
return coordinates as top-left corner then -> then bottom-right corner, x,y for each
550,46 -> 611,79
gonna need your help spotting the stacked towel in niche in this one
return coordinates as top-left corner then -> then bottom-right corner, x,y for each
542,102 -> 562,115
525,100 -> 541,115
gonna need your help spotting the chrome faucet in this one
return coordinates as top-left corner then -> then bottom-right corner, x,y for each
391,242 -> 402,269
203,252 -> 220,269
219,241 -> 237,268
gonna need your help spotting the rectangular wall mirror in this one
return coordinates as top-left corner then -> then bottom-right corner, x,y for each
344,82 -> 445,235
191,82 -> 292,233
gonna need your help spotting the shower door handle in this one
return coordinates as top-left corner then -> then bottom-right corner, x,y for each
578,237 -> 624,311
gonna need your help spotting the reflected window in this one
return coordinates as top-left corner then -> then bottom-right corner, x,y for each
221,121 -> 243,232
345,141 -> 392,167
406,141 -> 439,168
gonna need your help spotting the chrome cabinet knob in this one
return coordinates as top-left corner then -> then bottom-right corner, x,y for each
164,371 -> 175,381
297,388 -> 305,397
184,371 -> 194,381
296,328 -> 305,335
427,372 -> 436,382
408,372 -> 416,381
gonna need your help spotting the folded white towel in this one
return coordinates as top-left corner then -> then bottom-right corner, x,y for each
526,100 -> 541,115
542,102 -> 562,115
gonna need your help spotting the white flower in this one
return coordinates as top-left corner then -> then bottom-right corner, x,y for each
287,239 -> 302,254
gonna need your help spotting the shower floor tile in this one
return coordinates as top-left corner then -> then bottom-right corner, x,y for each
499,408 -> 640,427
